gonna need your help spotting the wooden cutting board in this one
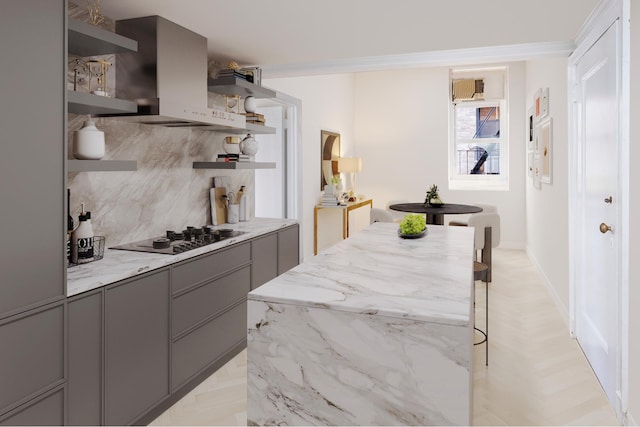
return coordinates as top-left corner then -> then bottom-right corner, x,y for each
214,187 -> 227,224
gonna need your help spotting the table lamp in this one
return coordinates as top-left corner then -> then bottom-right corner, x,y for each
338,157 -> 362,195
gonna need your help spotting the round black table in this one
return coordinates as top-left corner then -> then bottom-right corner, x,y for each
389,203 -> 483,225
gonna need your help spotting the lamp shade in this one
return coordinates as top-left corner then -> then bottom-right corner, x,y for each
337,157 -> 362,173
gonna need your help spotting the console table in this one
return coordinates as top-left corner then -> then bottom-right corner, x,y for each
313,198 -> 373,255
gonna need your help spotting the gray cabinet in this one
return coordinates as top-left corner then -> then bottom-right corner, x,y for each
0,0 -> 65,317
251,233 -> 278,290
251,225 -> 300,290
67,290 -> 103,425
278,224 -> 300,274
104,269 -> 170,426
0,387 -> 64,426
171,243 -> 251,390
0,303 -> 65,418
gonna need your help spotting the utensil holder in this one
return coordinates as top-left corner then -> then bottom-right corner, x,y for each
227,204 -> 239,224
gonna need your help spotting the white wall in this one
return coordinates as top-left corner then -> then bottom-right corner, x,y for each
353,63 -> 527,249
262,74 -> 356,261
524,57 -> 571,318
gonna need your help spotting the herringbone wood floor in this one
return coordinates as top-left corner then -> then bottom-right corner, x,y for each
150,249 -> 619,426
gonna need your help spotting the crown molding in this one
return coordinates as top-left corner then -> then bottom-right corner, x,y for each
261,41 -> 576,78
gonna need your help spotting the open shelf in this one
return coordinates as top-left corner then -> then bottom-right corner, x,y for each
68,160 -> 137,172
68,18 -> 138,56
208,77 -> 276,99
193,161 -> 276,170
68,91 -> 137,115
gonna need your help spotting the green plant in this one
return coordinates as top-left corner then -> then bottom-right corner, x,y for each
425,184 -> 443,205
330,174 -> 340,185
399,213 -> 426,235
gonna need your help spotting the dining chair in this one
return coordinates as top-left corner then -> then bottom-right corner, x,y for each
467,212 -> 500,282
386,200 -> 409,222
448,203 -> 497,226
370,208 -> 395,224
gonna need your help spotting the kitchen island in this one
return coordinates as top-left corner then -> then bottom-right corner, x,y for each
247,222 -> 475,425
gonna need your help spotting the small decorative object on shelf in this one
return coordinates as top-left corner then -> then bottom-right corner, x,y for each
87,59 -> 111,96
240,66 -> 262,85
225,94 -> 240,113
223,136 -> 241,154
86,0 -> 105,26
244,96 -> 257,113
240,133 -> 259,157
425,184 -> 444,207
68,58 -> 88,91
398,213 -> 427,239
73,119 -> 105,160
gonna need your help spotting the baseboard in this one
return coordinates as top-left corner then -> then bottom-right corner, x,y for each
525,246 -> 570,329
496,240 -> 525,250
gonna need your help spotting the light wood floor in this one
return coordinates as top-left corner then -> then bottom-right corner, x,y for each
150,249 -> 619,426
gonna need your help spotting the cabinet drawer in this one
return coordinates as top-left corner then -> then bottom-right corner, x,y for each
0,303 -> 64,414
0,387 -> 64,426
172,243 -> 250,293
278,225 -> 300,274
172,266 -> 250,337
172,302 -> 247,390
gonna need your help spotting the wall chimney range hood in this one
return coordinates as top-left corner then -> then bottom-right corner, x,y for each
98,16 -> 244,130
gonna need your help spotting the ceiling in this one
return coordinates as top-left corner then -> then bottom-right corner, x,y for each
98,0 -> 600,77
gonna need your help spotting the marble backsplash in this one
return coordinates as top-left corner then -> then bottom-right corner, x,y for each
68,115 -> 255,247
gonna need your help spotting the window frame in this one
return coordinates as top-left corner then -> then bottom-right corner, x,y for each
448,74 -> 509,191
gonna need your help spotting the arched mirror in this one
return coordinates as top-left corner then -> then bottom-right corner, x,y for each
320,130 -> 340,190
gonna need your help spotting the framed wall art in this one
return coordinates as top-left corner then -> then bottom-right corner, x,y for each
320,130 -> 340,190
538,117 -> 553,184
534,87 -> 549,122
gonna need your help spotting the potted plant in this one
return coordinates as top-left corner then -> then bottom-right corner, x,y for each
398,213 -> 427,239
425,184 -> 444,207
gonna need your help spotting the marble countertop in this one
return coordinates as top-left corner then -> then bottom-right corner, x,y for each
249,222 -> 475,326
67,218 -> 298,297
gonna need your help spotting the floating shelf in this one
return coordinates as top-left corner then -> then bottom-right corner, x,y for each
208,77 -> 276,99
224,123 -> 276,135
68,18 -> 138,56
68,160 -> 137,172
193,161 -> 276,170
68,91 -> 137,115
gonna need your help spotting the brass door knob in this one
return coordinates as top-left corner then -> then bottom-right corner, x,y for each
600,223 -> 612,234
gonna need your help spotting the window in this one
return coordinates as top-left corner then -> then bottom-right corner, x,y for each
449,67 -> 508,190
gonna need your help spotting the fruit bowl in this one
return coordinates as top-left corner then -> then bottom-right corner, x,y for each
398,228 -> 428,239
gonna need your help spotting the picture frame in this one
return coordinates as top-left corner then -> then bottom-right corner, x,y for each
533,154 -> 542,189
527,106 -> 534,150
320,130 -> 340,190
534,87 -> 549,122
538,117 -> 553,184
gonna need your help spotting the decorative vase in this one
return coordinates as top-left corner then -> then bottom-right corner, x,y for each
73,119 -> 105,160
240,133 -> 259,156
244,96 -> 257,113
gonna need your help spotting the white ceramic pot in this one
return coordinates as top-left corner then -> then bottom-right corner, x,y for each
240,133 -> 259,156
73,119 -> 105,160
244,96 -> 257,113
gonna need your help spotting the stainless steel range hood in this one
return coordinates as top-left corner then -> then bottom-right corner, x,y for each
98,15 -> 244,130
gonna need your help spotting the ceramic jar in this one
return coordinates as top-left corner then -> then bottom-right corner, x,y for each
73,119 -> 105,160
244,96 -> 257,113
240,133 -> 259,156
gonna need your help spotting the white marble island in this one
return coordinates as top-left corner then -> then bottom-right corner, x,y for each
247,222 -> 476,426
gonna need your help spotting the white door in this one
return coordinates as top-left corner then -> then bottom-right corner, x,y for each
574,20 -> 620,407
